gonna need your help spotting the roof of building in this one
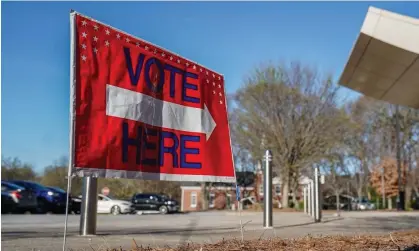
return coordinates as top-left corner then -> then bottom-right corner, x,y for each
180,171 -> 256,187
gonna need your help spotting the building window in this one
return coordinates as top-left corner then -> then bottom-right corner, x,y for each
259,184 -> 263,194
190,192 -> 197,208
209,192 -> 215,208
275,185 -> 281,195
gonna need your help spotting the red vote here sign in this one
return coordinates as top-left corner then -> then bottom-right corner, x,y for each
70,12 -> 235,183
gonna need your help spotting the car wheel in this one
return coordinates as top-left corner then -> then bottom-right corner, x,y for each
111,205 -> 121,215
159,205 -> 168,214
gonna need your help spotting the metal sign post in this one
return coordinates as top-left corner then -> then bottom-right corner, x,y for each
79,177 -> 98,236
263,150 -> 273,229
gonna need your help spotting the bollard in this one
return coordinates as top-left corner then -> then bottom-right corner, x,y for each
79,177 -> 98,236
307,181 -> 312,216
310,180 -> 315,219
314,167 -> 321,222
263,150 -> 273,228
303,186 -> 308,214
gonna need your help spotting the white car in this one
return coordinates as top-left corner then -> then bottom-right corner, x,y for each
97,194 -> 133,215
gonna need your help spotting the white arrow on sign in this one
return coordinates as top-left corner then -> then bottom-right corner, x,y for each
106,84 -> 217,140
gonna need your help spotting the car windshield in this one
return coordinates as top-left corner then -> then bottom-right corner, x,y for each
48,187 -> 66,194
360,198 -> 369,203
100,194 -> 114,200
13,181 -> 46,190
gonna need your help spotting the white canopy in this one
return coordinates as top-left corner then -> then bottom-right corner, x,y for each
338,6 -> 419,109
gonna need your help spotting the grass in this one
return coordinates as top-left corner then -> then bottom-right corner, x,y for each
88,230 -> 419,251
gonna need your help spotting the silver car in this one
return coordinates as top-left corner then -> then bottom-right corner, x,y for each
352,197 -> 376,210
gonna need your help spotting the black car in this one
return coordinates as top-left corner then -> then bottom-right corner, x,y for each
1,181 -> 37,213
131,193 -> 179,214
70,195 -> 82,214
322,194 -> 354,211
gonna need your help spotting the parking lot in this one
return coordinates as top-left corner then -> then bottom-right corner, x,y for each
2,211 -> 419,251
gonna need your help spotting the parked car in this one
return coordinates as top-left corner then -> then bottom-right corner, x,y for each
412,198 -> 419,210
2,190 -> 16,214
70,195 -> 82,214
131,193 -> 179,214
97,194 -> 134,215
8,180 -> 67,213
1,181 -> 37,213
45,186 -> 73,213
323,194 -> 354,210
352,197 -> 376,210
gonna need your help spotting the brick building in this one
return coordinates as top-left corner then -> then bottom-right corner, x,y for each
180,171 -> 256,212
180,169 -> 310,212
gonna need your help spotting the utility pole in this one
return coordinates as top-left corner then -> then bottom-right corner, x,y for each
381,167 -> 386,209
395,105 -> 404,210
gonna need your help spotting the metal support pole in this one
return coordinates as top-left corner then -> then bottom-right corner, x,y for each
303,186 -> 308,214
263,150 -> 273,228
314,167 -> 321,222
79,177 -> 98,236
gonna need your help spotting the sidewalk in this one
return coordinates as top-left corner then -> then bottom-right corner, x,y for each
2,212 -> 418,251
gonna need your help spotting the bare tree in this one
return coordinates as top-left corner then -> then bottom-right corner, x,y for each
41,157 -> 84,196
231,62 -> 345,208
1,156 -> 37,181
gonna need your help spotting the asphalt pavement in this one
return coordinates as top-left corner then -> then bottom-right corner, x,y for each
2,211 -> 419,251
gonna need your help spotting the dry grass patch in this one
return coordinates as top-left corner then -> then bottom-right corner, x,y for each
100,230 -> 419,251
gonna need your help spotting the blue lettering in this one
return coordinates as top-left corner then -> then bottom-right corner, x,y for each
123,47 -> 145,86
122,122 -> 142,165
124,48 -> 200,105
141,127 -> 158,166
159,131 -> 179,168
122,124 -> 203,169
165,64 -> 184,98
144,57 -> 165,93
182,72 -> 200,103
180,135 -> 201,169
